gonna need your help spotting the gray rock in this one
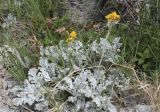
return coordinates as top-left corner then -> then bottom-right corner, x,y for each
135,105 -> 152,112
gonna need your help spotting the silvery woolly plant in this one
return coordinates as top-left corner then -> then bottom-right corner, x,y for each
9,37 -> 130,112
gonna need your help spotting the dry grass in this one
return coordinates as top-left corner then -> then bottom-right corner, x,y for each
111,64 -> 160,112
138,73 -> 160,112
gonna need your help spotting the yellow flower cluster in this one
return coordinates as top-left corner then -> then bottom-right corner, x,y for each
105,11 -> 120,22
66,31 -> 77,44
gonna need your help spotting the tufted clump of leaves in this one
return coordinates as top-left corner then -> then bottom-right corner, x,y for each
9,37 -> 130,111
58,68 -> 130,112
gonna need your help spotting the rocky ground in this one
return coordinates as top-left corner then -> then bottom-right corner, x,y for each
0,65 -> 27,112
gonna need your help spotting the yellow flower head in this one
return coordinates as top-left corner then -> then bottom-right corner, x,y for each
69,31 -> 77,39
105,11 -> 120,22
66,31 -> 77,44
